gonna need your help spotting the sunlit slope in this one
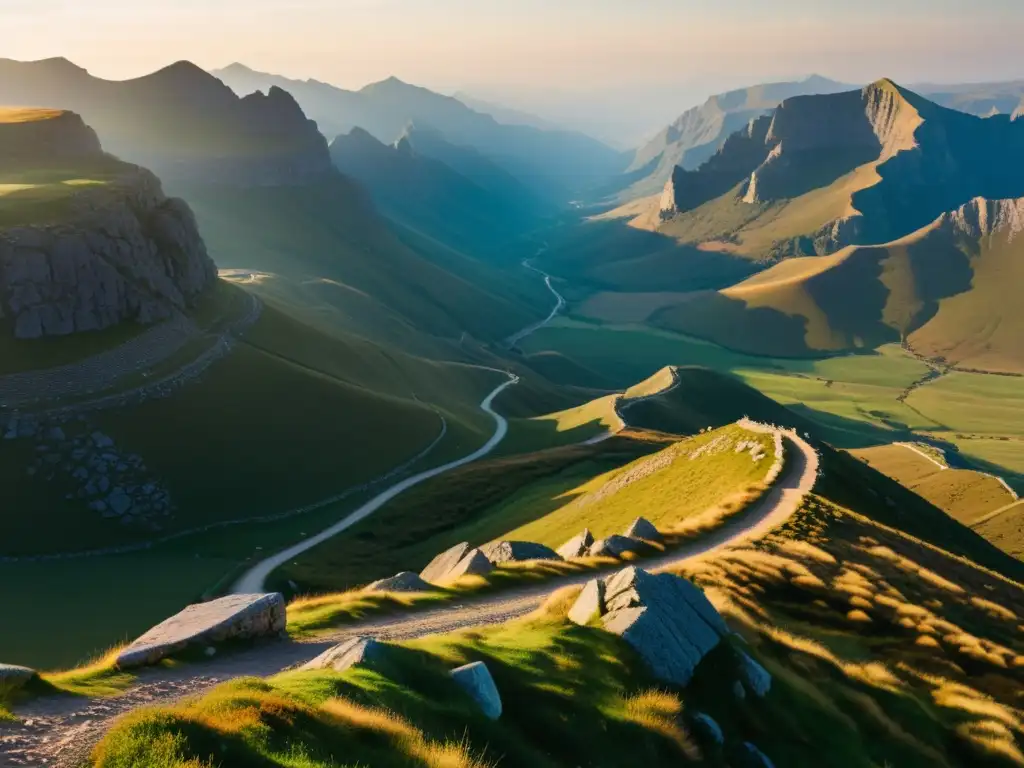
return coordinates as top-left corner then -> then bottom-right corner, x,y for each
653,197 -> 1024,371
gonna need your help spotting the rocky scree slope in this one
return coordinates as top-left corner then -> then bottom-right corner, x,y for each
0,110 -> 217,338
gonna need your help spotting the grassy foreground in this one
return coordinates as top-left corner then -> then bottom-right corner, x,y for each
93,493 -> 1024,767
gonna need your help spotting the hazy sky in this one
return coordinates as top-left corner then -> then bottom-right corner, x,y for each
4,0 -> 1023,144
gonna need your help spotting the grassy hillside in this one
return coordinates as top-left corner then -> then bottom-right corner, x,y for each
175,175 -> 548,349
96,469 -> 1024,768
506,424 -> 774,548
651,197 -> 1024,372
850,444 -> 1015,524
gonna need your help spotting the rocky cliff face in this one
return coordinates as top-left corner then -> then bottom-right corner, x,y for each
0,109 -> 101,163
0,112 -> 218,339
947,196 -> 1024,241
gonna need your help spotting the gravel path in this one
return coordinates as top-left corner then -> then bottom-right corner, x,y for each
0,426 -> 817,768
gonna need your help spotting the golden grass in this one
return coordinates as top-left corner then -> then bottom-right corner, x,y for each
0,107 -> 65,124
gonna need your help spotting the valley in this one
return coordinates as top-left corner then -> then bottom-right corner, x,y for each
1,31 -> 1024,768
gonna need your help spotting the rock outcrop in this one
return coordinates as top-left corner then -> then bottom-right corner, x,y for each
116,593 -> 286,668
0,109 -> 101,163
557,528 -> 594,559
450,661 -> 502,720
479,540 -> 561,565
300,637 -> 385,673
365,572 -> 437,593
421,542 -> 472,583
570,567 -> 730,686
947,196 -> 1024,241
443,548 -> 494,582
0,112 -> 218,339
590,534 -> 647,558
623,517 -> 662,542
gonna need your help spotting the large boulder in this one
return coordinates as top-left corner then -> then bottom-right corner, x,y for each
116,593 -> 286,668
443,548 -> 494,582
450,661 -> 502,720
0,663 -> 37,692
557,529 -> 595,559
740,743 -> 776,768
420,542 -> 471,583
590,535 -> 647,558
479,540 -> 562,565
300,637 -> 385,673
365,572 -> 437,593
569,567 -> 729,686
623,517 -> 662,542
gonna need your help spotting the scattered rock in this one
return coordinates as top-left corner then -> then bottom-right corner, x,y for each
301,637 -> 385,672
733,680 -> 747,700
365,572 -> 437,593
568,578 -> 604,625
91,431 -> 114,449
623,517 -> 662,542
443,549 -> 494,582
738,651 -> 772,697
572,567 -> 729,686
450,661 -> 502,720
479,540 -> 562,565
557,528 -> 594,559
420,542 -> 471,583
107,489 -> 133,516
116,592 -> 286,668
740,742 -> 776,768
691,712 -> 724,745
45,426 -> 66,442
590,535 -> 647,558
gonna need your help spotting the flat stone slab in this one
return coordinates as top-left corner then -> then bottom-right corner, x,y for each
116,593 -> 286,669
451,661 -> 502,719
480,540 -> 562,565
365,572 -> 437,593
421,542 -> 471,583
301,637 -> 385,672
568,578 -> 604,626
0,663 -> 37,691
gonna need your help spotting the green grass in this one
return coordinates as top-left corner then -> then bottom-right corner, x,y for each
273,435 -> 668,595
0,159 -> 124,227
506,425 -> 773,548
905,372 -> 1024,438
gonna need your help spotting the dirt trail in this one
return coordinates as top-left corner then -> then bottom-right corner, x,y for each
0,427 -> 817,768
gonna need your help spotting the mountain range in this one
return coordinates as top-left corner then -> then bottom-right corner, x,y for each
0,58 -> 330,185
615,74 -> 1024,205
652,80 -> 1024,259
211,63 -> 626,198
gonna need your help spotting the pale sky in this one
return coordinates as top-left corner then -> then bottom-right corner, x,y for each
4,0 -> 1023,144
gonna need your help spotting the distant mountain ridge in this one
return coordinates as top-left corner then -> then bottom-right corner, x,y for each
211,64 -> 625,198
654,80 -> 1024,259
0,58 -> 331,185
328,127 -> 539,255
617,75 -> 852,201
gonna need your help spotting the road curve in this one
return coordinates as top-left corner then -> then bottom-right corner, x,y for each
231,373 -> 520,594
505,259 -> 566,349
6,426 -> 818,768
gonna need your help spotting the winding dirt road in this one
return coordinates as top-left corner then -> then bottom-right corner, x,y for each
0,426 -> 818,768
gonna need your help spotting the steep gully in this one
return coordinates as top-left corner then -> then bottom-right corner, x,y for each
0,262 -> 820,767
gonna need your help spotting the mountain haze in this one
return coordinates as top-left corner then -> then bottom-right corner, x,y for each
211,64 -> 625,197
0,58 -> 331,185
